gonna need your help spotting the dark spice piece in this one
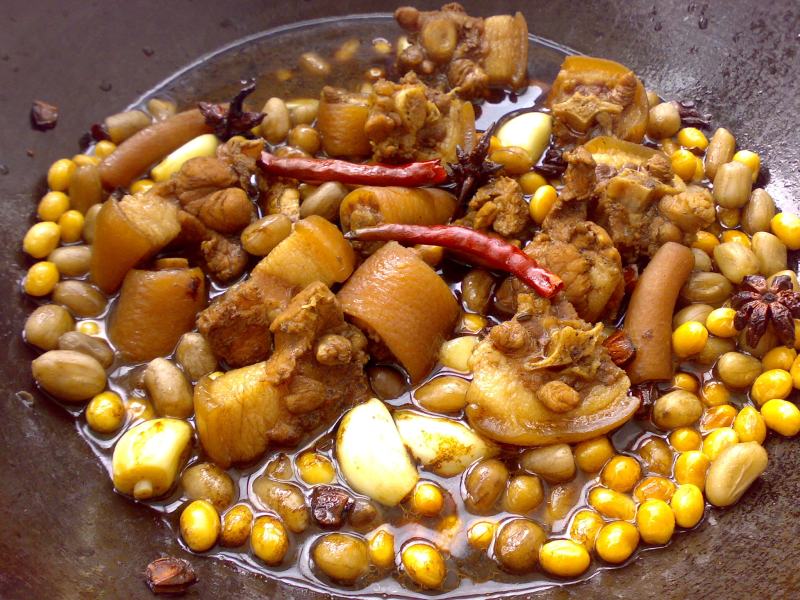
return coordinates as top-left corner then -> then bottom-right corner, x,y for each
30,100 -> 59,130
534,145 -> 567,178
677,100 -> 712,130
731,274 -> 800,347
632,382 -> 658,420
603,330 -> 636,366
622,265 -> 639,294
90,122 -> 110,142
310,485 -> 354,528
198,80 -> 265,141
446,132 -> 502,205
145,557 -> 197,595
346,223 -> 563,298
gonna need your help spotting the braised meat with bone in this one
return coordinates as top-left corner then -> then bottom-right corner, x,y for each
194,282 -> 370,467
466,294 -> 636,446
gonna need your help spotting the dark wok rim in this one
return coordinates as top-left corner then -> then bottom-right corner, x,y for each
2,2 -> 799,599
70,12 -> 789,599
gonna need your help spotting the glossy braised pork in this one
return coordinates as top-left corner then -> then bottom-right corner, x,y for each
466,294 -> 636,446
456,176 -> 530,237
525,220 -> 624,323
555,140 -> 715,262
197,270 -> 294,368
365,73 -> 476,163
194,283 -> 370,467
394,3 -> 528,99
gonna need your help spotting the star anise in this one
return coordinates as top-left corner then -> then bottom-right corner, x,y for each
677,100 -> 712,130
446,129 -> 502,205
198,80 -> 265,141
731,274 -> 800,347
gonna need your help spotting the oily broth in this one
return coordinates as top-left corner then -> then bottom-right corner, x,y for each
25,16 -> 758,599
64,241 -> 715,599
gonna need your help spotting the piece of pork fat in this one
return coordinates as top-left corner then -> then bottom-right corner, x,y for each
193,282 -> 370,467
339,186 -> 458,232
546,56 -> 649,144
551,139 -> 714,263
364,73 -> 476,163
465,294 -> 636,447
338,242 -> 459,383
394,3 -> 528,100
525,220 -> 624,324
90,193 -> 181,294
317,87 -> 372,158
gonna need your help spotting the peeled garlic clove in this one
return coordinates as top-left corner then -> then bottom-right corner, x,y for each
112,418 -> 193,500
495,112 -> 552,163
150,134 -> 219,182
394,410 -> 499,476
705,442 -> 768,507
336,398 -> 418,506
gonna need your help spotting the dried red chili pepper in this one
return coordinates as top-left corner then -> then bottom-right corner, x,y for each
257,152 -> 448,187
346,224 -> 563,298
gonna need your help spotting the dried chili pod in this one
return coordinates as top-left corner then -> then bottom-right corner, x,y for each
346,224 -> 563,298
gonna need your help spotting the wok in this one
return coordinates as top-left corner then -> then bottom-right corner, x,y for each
1,0 -> 798,598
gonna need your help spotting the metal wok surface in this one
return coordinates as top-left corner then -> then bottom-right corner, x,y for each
1,1 -> 798,598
